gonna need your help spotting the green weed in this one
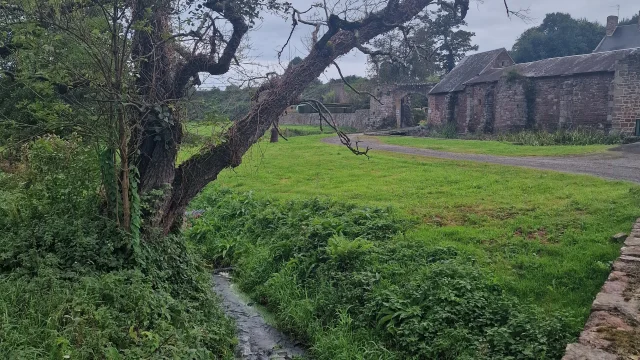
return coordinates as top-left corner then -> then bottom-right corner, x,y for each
0,136 -> 236,359
189,189 -> 576,359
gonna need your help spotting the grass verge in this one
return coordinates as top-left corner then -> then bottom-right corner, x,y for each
376,136 -> 614,157
199,135 -> 639,322
189,190 -> 573,359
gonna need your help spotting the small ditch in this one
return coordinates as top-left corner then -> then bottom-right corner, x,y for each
212,273 -> 306,360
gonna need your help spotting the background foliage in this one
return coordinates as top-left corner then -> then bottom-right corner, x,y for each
510,13 -> 605,63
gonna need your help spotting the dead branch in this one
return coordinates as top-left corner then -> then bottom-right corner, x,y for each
332,61 -> 382,104
300,99 -> 370,157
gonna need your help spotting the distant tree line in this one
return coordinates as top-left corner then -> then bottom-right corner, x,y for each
510,11 -> 638,64
188,71 -> 375,122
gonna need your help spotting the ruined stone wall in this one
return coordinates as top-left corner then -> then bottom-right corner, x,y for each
453,92 -> 468,133
278,109 -> 370,131
369,85 -> 396,129
494,78 -> 528,131
428,94 -> 447,125
465,84 -> 493,133
611,50 -> 640,134
531,77 -> 561,130
531,73 -> 613,131
462,73 -> 613,133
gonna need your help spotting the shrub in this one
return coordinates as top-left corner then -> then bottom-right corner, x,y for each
189,188 -> 576,359
0,136 -> 236,359
413,126 -> 630,146
495,128 -> 627,146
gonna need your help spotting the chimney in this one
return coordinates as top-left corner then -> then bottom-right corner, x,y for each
606,15 -> 618,36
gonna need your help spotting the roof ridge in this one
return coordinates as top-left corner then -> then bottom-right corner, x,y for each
517,48 -> 634,65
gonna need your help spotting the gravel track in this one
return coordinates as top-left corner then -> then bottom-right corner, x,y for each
322,136 -> 640,184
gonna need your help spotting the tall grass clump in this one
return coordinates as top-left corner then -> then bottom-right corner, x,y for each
188,188 -> 576,360
0,136 -> 236,359
417,124 -> 632,146
495,128 -> 628,146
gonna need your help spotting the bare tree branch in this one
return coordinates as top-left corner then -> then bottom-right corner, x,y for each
332,61 -> 382,104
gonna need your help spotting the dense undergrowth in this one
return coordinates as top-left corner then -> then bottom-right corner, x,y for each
188,188 -> 576,359
0,136 -> 236,359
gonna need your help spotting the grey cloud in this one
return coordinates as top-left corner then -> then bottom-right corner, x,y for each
203,0 -> 639,87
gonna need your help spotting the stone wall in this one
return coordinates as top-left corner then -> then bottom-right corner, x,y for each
494,77 -> 527,131
563,218 -> 640,360
429,51 -> 640,134
611,50 -> 640,134
368,85 -> 396,130
465,84 -> 490,133
533,73 -> 613,131
278,109 -> 370,131
427,94 -> 447,125
445,73 -> 615,134
453,92 -> 468,133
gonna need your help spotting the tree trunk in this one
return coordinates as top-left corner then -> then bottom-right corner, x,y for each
158,0 -> 441,233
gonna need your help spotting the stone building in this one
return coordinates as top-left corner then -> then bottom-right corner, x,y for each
428,14 -> 640,135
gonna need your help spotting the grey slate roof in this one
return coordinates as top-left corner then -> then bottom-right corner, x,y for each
428,48 -> 507,94
594,25 -> 640,53
465,49 -> 635,85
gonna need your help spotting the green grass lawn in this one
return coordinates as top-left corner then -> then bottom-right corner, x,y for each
376,135 -> 614,156
177,123 -> 357,163
200,134 -> 639,327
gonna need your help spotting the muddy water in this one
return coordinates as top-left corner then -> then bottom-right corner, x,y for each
212,273 -> 306,360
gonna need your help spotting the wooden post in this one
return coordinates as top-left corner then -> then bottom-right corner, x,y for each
270,125 -> 279,143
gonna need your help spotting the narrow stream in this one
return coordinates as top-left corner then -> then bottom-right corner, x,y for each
212,273 -> 306,360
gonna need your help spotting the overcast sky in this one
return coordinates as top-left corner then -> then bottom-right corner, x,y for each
201,0 -> 639,88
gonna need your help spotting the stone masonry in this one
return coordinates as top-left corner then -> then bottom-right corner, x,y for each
563,218 -> 640,360
611,50 -> 640,133
429,48 -> 640,135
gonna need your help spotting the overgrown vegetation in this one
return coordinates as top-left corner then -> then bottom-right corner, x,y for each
0,136 -> 236,359
495,128 -> 631,146
377,134 -> 616,156
209,135 -> 639,324
188,189 -> 576,359
381,126 -> 633,156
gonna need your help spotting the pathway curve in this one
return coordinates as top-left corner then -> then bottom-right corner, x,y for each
323,136 -> 640,183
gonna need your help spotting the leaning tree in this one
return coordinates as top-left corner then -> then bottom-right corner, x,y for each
0,0 -> 498,237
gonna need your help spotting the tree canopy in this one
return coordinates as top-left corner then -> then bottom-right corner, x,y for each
368,6 -> 477,83
620,14 -> 640,26
510,13 -> 605,63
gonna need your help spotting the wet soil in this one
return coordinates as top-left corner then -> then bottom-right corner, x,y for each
212,273 -> 306,360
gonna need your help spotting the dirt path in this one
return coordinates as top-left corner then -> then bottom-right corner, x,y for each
213,274 -> 305,359
323,136 -> 640,184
